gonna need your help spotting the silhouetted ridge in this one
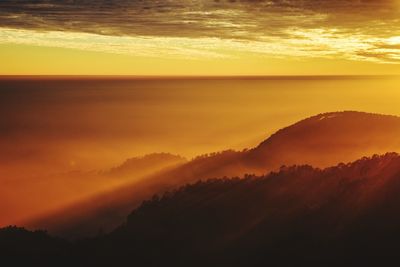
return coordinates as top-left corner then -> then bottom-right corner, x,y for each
4,153 -> 400,266
0,226 -> 70,266
105,153 -> 186,177
128,152 -> 400,219
103,153 -> 400,266
28,111 -> 400,239
249,111 -> 400,169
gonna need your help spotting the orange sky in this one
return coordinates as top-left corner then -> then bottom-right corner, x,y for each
1,76 -> 400,172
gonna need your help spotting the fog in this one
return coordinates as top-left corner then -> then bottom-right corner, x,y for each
1,76 -> 400,225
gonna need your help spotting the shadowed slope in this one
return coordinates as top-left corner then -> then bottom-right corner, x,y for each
83,153 -> 400,266
104,153 -> 186,178
0,226 -> 70,266
0,152 -> 186,228
27,150 -> 243,238
249,111 -> 400,169
28,111 -> 400,238
5,153 -> 400,266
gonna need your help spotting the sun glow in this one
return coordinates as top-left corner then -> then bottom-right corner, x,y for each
1,27 -> 400,75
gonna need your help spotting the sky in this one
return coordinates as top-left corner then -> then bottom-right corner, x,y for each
1,0 -> 400,75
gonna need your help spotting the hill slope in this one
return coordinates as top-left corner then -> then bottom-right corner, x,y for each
101,153 -> 400,266
28,111 -> 400,238
104,153 -> 186,178
249,111 -> 400,168
5,153 -> 400,266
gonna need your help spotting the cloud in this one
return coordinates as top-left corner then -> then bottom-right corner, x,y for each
0,0 -> 398,38
0,0 -> 399,63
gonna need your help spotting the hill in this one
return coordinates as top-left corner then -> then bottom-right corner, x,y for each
5,153 -> 400,266
27,111 -> 400,238
0,226 -> 70,266
104,153 -> 186,178
3,152 -> 186,229
248,111 -> 400,169
98,153 -> 400,266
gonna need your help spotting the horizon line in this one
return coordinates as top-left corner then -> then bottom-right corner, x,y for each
0,74 -> 398,81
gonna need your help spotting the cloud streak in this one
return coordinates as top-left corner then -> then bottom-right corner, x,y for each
0,0 -> 399,63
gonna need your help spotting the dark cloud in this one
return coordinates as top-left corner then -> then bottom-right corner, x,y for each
0,0 -> 398,39
0,0 -> 399,63
0,1 -> 236,38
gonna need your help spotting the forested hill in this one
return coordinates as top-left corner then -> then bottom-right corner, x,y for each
4,153 -> 400,266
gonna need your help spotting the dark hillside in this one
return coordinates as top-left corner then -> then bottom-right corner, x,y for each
6,154 -> 400,266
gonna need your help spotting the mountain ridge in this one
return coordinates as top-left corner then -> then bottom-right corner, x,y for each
4,153 -> 400,266
248,111 -> 400,169
26,111 -> 400,238
104,152 -> 186,178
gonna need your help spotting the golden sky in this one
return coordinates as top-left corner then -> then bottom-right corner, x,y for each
1,0 -> 400,75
